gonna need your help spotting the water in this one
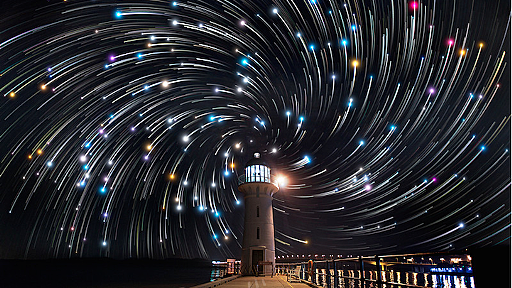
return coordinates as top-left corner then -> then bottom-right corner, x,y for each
0,259 -> 229,288
312,269 -> 475,288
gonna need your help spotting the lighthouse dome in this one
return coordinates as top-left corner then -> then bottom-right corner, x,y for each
245,152 -> 269,167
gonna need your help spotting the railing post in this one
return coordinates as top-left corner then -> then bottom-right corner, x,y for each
359,256 -> 365,288
375,256 -> 382,288
333,260 -> 338,288
326,261 -> 331,288
312,260 -> 316,284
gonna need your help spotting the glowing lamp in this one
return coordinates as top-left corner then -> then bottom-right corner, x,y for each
276,175 -> 288,187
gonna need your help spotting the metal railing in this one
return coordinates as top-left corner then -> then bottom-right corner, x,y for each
275,252 -> 473,288
237,174 -> 280,188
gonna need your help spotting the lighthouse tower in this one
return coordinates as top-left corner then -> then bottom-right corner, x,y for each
238,152 -> 279,275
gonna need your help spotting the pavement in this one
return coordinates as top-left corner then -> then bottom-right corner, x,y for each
214,275 -> 312,288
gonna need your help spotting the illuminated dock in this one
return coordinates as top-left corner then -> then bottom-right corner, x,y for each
193,275 -> 311,288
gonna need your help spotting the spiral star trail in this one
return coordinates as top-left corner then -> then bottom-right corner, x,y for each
0,0 -> 509,260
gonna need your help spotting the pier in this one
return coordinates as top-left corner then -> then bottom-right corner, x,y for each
193,275 -> 311,288
274,252 -> 474,288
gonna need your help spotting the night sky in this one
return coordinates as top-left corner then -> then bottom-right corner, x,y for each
0,0 -> 509,260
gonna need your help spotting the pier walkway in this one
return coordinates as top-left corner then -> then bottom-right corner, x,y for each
214,275 -> 311,288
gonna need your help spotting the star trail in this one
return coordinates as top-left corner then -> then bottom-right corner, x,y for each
0,0 -> 509,260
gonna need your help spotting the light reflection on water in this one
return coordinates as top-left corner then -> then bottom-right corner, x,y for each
314,269 -> 475,288
210,267 -> 229,282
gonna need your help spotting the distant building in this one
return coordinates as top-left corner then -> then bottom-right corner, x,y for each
238,153 -> 279,275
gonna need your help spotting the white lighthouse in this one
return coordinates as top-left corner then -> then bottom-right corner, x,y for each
238,152 -> 279,275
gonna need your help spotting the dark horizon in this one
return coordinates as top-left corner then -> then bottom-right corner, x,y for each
0,0 -> 510,261
0,257 -> 216,288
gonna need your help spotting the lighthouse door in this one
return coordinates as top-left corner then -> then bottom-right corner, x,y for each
252,250 -> 264,274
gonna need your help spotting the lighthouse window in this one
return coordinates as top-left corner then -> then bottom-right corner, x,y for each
256,206 -> 259,217
245,165 -> 271,183
257,227 -> 260,239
